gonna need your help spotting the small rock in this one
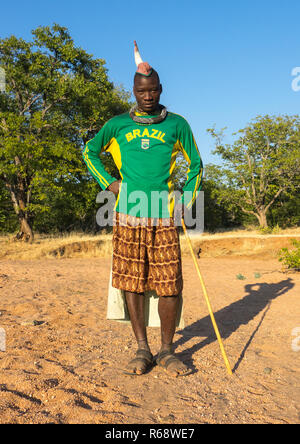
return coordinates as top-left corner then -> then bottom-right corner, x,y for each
162,414 -> 175,422
34,361 -> 42,369
264,367 -> 272,374
21,320 -> 44,326
44,378 -> 59,388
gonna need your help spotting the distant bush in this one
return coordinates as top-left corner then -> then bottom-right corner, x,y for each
259,224 -> 282,235
278,239 -> 300,271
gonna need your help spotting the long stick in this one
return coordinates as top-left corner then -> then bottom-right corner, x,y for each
181,219 -> 233,376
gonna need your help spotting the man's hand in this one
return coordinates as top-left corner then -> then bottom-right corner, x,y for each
107,180 -> 121,195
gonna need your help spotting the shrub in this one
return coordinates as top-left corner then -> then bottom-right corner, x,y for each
259,224 -> 282,235
278,239 -> 300,271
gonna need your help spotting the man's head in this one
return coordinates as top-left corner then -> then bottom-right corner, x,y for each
133,69 -> 163,114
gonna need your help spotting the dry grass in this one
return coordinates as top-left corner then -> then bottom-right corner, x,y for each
187,225 -> 300,238
0,226 -> 300,260
0,231 -> 113,260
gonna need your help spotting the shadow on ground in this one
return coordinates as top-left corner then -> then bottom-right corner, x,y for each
174,278 -> 294,373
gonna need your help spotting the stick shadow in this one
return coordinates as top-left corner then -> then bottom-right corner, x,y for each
174,278 -> 294,374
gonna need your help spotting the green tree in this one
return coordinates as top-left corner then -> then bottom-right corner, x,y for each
0,24 -> 130,241
0,179 -> 18,232
207,115 -> 300,228
203,164 -> 245,230
269,189 -> 300,228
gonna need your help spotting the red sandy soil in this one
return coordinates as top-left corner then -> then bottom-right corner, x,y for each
0,251 -> 299,423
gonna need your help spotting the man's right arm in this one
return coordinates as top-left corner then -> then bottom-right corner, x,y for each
82,122 -> 118,191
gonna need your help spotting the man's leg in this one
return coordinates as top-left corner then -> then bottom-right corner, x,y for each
158,295 -> 179,349
124,291 -> 153,375
157,295 -> 189,376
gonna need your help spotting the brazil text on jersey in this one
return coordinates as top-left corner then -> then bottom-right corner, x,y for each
125,128 -> 166,143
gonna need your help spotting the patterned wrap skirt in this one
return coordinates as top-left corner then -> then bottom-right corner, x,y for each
112,212 -> 183,297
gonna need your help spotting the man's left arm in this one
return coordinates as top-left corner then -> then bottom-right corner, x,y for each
178,119 -> 204,211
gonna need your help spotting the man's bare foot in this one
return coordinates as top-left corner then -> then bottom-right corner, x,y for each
157,348 -> 191,377
123,349 -> 154,375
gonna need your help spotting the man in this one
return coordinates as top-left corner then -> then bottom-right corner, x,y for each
82,42 -> 203,376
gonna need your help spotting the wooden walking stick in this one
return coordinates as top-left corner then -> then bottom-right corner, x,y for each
181,218 -> 233,376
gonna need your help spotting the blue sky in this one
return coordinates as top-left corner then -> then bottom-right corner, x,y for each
1,0 -> 300,165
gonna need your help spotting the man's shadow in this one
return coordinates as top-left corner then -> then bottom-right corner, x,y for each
174,278 -> 294,373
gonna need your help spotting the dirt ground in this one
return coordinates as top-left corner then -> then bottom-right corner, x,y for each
0,238 -> 299,424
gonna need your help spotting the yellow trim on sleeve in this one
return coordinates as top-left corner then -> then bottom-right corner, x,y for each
83,146 -> 109,188
107,138 -> 123,209
114,171 -> 123,209
107,138 -> 122,170
83,138 -> 114,188
167,141 -> 181,217
178,140 -> 202,210
186,168 -> 203,209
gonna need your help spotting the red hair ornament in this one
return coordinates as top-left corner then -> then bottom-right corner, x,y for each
134,41 -> 153,77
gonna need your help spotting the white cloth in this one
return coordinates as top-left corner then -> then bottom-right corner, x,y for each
106,261 -> 184,328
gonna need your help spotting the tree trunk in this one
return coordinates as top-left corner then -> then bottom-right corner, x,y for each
5,181 -> 34,243
15,214 -> 34,243
255,209 -> 268,228
15,193 -> 34,243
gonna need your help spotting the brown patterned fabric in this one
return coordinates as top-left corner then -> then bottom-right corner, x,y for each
112,212 -> 183,297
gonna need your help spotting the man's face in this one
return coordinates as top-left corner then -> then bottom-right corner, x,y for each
133,73 -> 162,114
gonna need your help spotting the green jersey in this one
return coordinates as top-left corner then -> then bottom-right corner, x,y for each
82,110 -> 203,218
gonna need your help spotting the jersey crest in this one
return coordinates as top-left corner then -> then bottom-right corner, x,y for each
141,138 -> 150,149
